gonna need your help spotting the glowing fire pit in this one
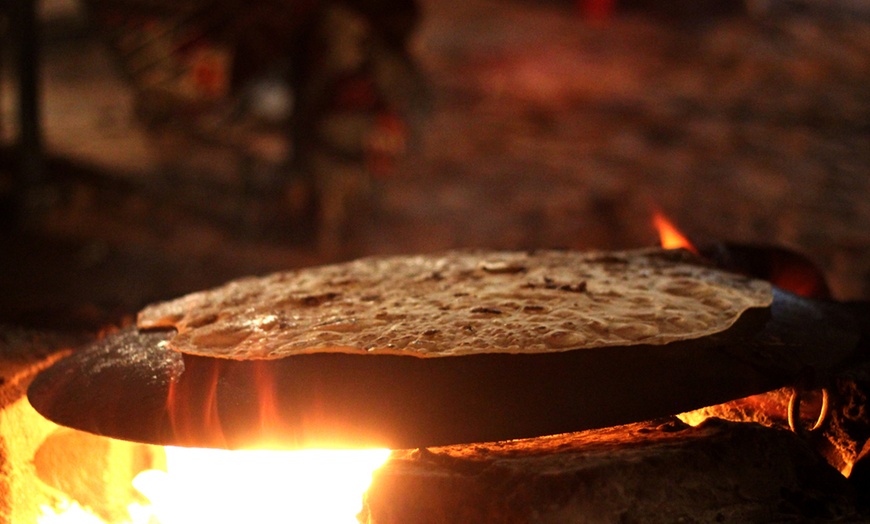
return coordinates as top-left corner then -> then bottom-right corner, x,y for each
5,246 -> 868,522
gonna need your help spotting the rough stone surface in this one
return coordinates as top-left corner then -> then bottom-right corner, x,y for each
363,419 -> 864,523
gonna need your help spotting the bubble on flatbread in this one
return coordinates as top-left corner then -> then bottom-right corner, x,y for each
137,249 -> 772,360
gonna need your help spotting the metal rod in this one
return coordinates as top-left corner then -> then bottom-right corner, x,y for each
0,8 -> 6,138
14,0 -> 44,212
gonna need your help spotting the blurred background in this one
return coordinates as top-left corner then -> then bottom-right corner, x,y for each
1,0 -> 868,332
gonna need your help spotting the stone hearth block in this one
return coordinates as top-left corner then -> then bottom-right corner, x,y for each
364,418 -> 863,523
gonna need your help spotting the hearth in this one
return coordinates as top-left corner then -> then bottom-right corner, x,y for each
3,245 -> 868,522
2,0 -> 868,521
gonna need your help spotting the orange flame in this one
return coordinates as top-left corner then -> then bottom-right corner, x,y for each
134,446 -> 391,524
653,212 -> 698,254
38,445 -> 391,524
165,358 -> 227,449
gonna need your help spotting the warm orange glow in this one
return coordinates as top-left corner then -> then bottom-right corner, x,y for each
653,212 -> 698,254
769,261 -> 829,299
38,501 -> 109,524
38,446 -> 391,524
165,360 -> 227,448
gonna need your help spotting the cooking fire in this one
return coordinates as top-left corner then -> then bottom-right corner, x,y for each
2,0 -> 867,518
2,241 -> 865,522
38,446 -> 391,524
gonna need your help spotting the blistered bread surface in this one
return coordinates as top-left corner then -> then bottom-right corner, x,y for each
137,249 -> 772,359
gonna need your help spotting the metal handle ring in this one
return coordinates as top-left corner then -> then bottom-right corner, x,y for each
788,387 -> 829,433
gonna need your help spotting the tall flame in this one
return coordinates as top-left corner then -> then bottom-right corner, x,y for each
38,446 -> 391,524
653,212 -> 698,254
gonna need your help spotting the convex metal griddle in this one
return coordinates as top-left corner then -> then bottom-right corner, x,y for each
27,248 -> 868,450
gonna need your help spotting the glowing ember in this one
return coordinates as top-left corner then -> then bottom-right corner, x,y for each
38,447 -> 391,524
653,212 -> 698,254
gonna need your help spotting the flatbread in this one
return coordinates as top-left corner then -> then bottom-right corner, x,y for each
137,248 -> 772,360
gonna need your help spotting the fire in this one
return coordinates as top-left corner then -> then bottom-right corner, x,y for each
652,212 -> 698,254
38,446 -> 391,524
136,446 -> 391,524
38,501 -> 106,524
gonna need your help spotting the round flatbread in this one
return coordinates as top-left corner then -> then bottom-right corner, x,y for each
137,249 -> 772,360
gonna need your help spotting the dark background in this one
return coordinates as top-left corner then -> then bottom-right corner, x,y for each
1,0 -> 868,332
